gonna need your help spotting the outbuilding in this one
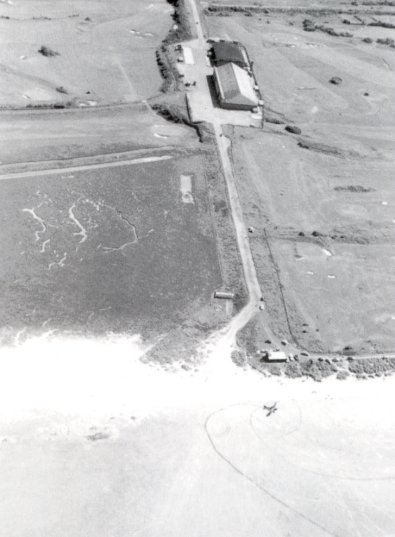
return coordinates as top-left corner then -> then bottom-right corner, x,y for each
213,62 -> 259,110
211,41 -> 249,68
262,350 -> 288,362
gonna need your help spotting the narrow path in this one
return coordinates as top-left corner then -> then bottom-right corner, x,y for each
187,0 -> 205,44
212,122 -> 262,338
0,155 -> 173,181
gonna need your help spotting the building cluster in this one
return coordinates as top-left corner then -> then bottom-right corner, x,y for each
209,40 -> 262,111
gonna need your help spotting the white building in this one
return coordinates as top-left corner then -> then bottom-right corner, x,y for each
213,62 -> 258,110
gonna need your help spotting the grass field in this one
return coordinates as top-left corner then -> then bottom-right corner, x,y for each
0,153 -> 223,344
0,104 -> 198,164
0,0 -> 173,107
206,6 -> 395,354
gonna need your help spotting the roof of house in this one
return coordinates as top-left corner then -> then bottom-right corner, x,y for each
212,41 -> 249,66
214,63 -> 258,107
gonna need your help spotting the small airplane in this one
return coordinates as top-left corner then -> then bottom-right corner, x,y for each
263,402 -> 278,417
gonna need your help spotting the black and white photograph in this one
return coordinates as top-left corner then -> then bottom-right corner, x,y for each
0,0 -> 394,535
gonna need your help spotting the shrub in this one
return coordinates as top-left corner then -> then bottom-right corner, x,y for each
38,46 -> 60,57
285,125 -> 302,135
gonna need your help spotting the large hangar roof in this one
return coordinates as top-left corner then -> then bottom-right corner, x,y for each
214,63 -> 258,107
212,41 -> 249,66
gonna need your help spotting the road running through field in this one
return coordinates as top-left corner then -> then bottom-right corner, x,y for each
0,155 -> 173,181
186,0 -> 272,348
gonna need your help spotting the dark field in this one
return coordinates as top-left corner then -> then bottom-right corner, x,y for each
0,154 -> 222,343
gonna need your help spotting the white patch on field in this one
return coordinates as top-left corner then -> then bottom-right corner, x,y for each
129,29 -> 153,38
322,248 -> 332,256
40,239 -> 50,253
22,208 -> 46,242
99,241 -> 137,255
48,252 -> 67,271
180,174 -> 194,204
68,204 -> 87,244
382,201 -> 388,206
328,274 -> 336,279
0,332 -> 394,425
24,88 -> 53,101
306,270 -> 314,275
14,328 -> 27,346
154,132 -> 168,139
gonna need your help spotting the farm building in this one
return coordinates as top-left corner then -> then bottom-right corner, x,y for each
211,41 -> 249,68
213,62 -> 259,110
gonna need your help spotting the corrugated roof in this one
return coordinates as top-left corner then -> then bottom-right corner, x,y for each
212,41 -> 248,66
214,63 -> 258,107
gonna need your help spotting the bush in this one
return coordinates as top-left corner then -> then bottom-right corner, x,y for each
303,19 -> 316,31
348,357 -> 395,376
270,365 -> 282,376
285,125 -> 302,135
38,46 -> 60,57
329,76 -> 342,85
285,362 -> 302,378
377,37 -> 395,48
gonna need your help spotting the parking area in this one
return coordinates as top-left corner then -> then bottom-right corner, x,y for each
173,39 -> 263,127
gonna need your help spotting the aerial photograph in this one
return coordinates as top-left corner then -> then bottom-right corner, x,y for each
0,0 -> 394,535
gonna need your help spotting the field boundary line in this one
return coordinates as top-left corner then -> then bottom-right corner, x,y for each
0,155 -> 174,181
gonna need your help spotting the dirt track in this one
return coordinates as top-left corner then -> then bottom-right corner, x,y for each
0,154 -> 173,181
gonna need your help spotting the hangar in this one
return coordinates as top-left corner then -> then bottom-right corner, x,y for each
213,62 -> 259,110
211,41 -> 249,68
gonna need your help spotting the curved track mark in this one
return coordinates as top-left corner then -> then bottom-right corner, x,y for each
204,404 -> 341,537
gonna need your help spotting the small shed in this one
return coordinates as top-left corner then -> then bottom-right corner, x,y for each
214,291 -> 235,300
264,350 -> 287,362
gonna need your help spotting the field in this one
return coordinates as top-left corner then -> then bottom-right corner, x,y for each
0,1 -> 395,536
0,150 -> 227,345
0,0 -> 172,108
0,0 -> 248,355
0,94 -> 245,355
0,348 -> 394,537
206,5 -> 395,354
0,104 -> 197,164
